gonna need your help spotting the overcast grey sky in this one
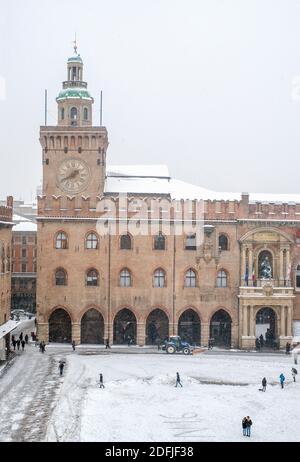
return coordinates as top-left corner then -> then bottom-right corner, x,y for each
1,0 -> 300,202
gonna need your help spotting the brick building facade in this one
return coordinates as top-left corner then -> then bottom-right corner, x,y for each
36,51 -> 300,349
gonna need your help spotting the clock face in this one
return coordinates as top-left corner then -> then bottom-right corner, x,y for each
57,158 -> 91,194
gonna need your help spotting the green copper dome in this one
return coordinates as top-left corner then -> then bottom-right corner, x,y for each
68,55 -> 83,64
56,87 -> 93,101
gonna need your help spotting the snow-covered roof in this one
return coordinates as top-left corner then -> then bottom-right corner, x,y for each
13,214 -> 37,232
105,164 -> 300,203
0,320 -> 20,340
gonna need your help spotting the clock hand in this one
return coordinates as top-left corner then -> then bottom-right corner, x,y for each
63,169 -> 80,181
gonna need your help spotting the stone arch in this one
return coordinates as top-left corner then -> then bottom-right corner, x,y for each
209,309 -> 232,348
49,308 -> 72,343
146,309 -> 169,345
113,308 -> 137,345
255,307 -> 278,348
178,308 -> 201,345
81,308 -> 104,344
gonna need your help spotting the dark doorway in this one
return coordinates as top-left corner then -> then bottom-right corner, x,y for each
146,309 -> 169,345
178,309 -> 201,345
256,307 -> 277,348
113,309 -> 137,345
49,308 -> 72,343
81,309 -> 104,344
210,309 -> 232,348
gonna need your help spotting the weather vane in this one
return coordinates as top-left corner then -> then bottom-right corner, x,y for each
73,33 -> 78,55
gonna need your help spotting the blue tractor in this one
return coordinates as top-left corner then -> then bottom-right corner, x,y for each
162,335 -> 193,355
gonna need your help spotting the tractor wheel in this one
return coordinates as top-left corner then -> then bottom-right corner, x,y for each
183,347 -> 191,355
166,345 -> 176,354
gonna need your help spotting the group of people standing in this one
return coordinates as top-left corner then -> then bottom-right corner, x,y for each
11,332 -> 28,352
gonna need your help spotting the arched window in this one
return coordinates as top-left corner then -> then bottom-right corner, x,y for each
296,265 -> 300,288
61,108 -> 65,120
55,232 -> 68,249
185,234 -> 196,250
86,232 -> 99,250
217,270 -> 228,288
55,268 -> 67,286
153,268 -> 166,288
120,234 -> 132,250
86,269 -> 99,287
219,234 -> 228,251
83,107 -> 88,120
70,107 -> 78,126
120,268 -> 132,287
154,233 -> 166,250
185,269 -> 196,287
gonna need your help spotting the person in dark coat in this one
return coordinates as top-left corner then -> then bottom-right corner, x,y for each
245,416 -> 252,437
11,335 -> 15,344
25,334 -> 29,344
16,339 -> 20,350
59,361 -> 65,376
286,342 -> 291,355
259,334 -> 264,348
292,368 -> 297,382
21,340 -> 25,351
255,338 -> 260,351
105,338 -> 111,349
19,332 -> 23,342
99,373 -> 105,388
72,340 -> 76,351
242,417 -> 247,436
262,377 -> 267,392
12,339 -> 16,351
279,373 -> 285,389
175,372 -> 183,387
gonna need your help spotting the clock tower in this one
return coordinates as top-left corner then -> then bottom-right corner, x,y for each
40,46 -> 108,199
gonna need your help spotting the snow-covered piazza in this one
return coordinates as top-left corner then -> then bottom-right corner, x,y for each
0,320 -> 299,443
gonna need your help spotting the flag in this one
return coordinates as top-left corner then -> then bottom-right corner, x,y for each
245,264 -> 249,286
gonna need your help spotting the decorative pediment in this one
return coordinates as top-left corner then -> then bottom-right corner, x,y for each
240,227 -> 294,244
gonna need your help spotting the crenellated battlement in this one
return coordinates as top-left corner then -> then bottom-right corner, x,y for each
40,126 -> 108,152
37,193 -> 300,223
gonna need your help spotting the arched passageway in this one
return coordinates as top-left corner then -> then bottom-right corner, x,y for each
81,309 -> 104,344
256,307 -> 278,348
178,309 -> 201,345
113,309 -> 137,345
146,309 -> 169,345
49,308 -> 72,343
210,309 -> 232,348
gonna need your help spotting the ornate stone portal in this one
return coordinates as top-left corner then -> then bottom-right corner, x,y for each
239,228 -> 294,349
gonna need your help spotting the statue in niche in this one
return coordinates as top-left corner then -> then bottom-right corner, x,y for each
260,254 -> 272,279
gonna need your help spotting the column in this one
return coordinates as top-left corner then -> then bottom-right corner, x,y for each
248,248 -> 253,287
243,306 -> 248,336
137,322 -> 145,347
72,322 -> 81,344
105,323 -> 113,345
201,322 -> 209,347
286,249 -> 291,286
37,322 -> 49,343
287,306 -> 292,337
173,322 -> 178,336
249,306 -> 255,337
279,249 -> 284,286
241,246 -> 246,286
280,306 -> 285,337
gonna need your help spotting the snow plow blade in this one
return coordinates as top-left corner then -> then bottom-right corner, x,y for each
192,348 -> 206,355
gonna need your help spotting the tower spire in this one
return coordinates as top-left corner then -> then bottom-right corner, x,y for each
73,33 -> 78,55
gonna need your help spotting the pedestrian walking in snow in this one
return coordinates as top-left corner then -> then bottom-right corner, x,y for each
19,332 -> 23,342
99,373 -> 105,388
25,334 -> 29,344
286,342 -> 291,355
11,335 -> 15,344
59,361 -> 65,376
72,340 -> 76,351
259,334 -> 264,348
279,373 -> 285,389
292,368 -> 297,382
12,340 -> 16,351
262,377 -> 267,392
16,339 -> 20,350
175,372 -> 183,387
127,335 -> 131,347
105,338 -> 111,349
245,416 -> 252,437
21,340 -> 25,351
